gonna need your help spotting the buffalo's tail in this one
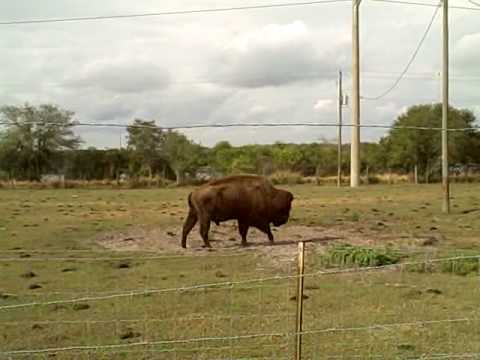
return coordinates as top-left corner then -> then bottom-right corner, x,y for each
187,192 -> 193,208
181,193 -> 197,249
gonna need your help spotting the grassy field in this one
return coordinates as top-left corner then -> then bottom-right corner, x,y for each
1,184 -> 480,359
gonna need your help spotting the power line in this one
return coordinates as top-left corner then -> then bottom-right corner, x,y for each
3,70 -> 480,90
371,0 -> 480,10
3,74 -> 480,90
0,120 -> 477,132
0,0 -> 351,26
361,2 -> 441,101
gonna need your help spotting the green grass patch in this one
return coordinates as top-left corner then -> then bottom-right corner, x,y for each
407,256 -> 480,276
321,244 -> 402,267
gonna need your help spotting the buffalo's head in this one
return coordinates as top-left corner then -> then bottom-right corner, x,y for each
271,189 -> 294,227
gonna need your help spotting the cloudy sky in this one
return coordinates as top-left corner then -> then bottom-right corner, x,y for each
0,0 -> 479,148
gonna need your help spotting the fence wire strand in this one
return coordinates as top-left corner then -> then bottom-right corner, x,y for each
1,254 -> 478,311
1,318 -> 477,357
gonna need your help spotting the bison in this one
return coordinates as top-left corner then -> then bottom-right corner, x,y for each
181,175 -> 294,248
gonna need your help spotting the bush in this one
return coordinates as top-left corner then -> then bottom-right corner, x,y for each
406,256 -> 479,276
269,171 -> 304,185
322,244 -> 401,268
440,258 -> 479,276
128,177 -> 172,189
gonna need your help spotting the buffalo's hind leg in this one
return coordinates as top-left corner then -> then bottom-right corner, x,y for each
199,215 -> 212,248
181,208 -> 198,248
238,221 -> 249,247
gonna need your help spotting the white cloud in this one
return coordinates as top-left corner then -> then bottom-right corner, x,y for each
313,99 -> 334,111
212,21 -> 345,88
456,32 -> 480,71
65,59 -> 171,94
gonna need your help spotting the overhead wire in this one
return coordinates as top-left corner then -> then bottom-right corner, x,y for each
0,0 -> 478,26
371,0 -> 480,10
0,120 -> 477,132
3,72 -> 480,90
361,1 -> 442,100
0,0 -> 351,25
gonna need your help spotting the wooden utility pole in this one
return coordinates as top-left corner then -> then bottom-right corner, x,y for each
337,70 -> 343,187
295,241 -> 305,360
442,0 -> 450,213
351,0 -> 361,188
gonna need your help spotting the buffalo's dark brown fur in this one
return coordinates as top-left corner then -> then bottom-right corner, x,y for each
181,175 -> 294,248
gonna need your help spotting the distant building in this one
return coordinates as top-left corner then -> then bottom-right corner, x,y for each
41,174 -> 65,184
195,167 -> 223,181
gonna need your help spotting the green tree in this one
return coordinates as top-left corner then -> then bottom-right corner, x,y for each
210,141 -> 237,173
0,104 -> 81,180
382,103 -> 478,182
271,143 -> 303,171
126,119 -> 163,178
163,130 -> 205,184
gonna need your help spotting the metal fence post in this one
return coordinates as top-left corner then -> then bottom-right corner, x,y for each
295,241 -> 305,360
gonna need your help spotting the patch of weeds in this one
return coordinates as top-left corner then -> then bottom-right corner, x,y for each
321,244 -> 401,268
349,213 -> 360,222
214,270 -> 228,278
114,261 -> 131,269
407,256 -> 479,276
397,344 -> 415,352
72,303 -> 90,311
402,289 -> 423,300
425,288 -> 443,295
20,271 -> 36,278
119,329 -> 142,340
440,258 -> 479,276
289,294 -> 309,301
0,292 -> 14,300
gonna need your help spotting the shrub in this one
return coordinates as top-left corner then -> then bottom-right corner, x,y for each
322,244 -> 401,268
440,258 -> 479,276
406,256 -> 479,276
269,171 -> 304,185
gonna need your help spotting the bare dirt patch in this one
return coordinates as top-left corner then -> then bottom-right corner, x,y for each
96,223 -> 374,267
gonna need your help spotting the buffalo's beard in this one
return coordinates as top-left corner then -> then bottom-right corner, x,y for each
272,216 -> 289,227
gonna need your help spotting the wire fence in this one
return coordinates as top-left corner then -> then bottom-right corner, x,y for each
1,1 -> 480,357
1,249 -> 479,359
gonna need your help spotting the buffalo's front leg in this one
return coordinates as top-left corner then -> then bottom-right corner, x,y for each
238,221 -> 249,247
266,224 -> 274,244
199,215 -> 212,248
257,223 -> 274,244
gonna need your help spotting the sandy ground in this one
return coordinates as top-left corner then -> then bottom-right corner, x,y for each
95,222 -> 377,267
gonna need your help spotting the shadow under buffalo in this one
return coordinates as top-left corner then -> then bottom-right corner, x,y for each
208,236 -> 341,249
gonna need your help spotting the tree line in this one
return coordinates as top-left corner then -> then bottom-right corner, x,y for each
0,103 -> 479,185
